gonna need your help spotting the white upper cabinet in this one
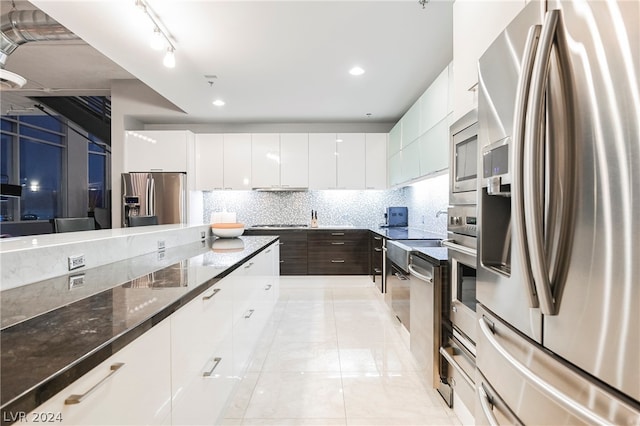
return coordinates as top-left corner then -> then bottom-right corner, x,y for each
223,134 -> 252,190
420,66 -> 451,133
308,133 -> 337,189
453,0 -> 526,120
195,134 -> 224,190
388,122 -> 402,157
365,133 -> 387,189
124,130 -> 193,173
419,116 -> 450,175
388,151 -> 403,188
251,133 -> 281,188
401,139 -> 421,183
402,102 -> 421,147
280,133 -> 309,188
387,63 -> 452,187
336,133 -> 366,189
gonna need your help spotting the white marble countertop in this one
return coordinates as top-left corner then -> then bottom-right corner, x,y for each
0,223 -> 211,291
0,223 -> 198,253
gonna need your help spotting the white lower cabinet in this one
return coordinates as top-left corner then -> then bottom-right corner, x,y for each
232,246 -> 278,376
25,320 -> 172,425
23,244 -> 279,426
170,280 -> 235,426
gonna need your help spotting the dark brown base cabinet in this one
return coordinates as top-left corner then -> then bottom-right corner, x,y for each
307,230 -> 369,275
244,229 -> 308,274
244,229 -> 370,275
371,233 -> 384,282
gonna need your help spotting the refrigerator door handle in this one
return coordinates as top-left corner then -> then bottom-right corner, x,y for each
478,317 -> 610,425
147,175 -> 156,216
512,24 -> 542,309
524,10 -> 559,315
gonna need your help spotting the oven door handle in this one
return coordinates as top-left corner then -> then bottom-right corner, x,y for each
442,240 -> 476,257
439,346 -> 475,389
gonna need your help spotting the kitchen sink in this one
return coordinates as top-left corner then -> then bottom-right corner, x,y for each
394,239 -> 442,248
387,239 -> 442,270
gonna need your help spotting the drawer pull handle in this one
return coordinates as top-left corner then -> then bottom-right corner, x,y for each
331,242 -> 345,245
331,232 -> 345,236
280,260 -> 285,263
202,288 -> 221,301
265,284 -> 272,291
65,363 -> 125,405
374,236 -> 382,240
203,357 -> 222,377
244,262 -> 254,269
245,309 -> 255,318
374,248 -> 382,252
331,260 -> 345,263
265,249 -> 272,254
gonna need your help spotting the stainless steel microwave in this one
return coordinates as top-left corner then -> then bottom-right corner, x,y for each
449,110 -> 479,205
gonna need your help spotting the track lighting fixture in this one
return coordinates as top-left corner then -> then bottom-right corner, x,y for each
135,0 -> 176,68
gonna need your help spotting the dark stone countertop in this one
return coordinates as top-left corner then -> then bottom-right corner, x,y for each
247,225 -> 445,241
0,235 -> 278,419
412,246 -> 448,266
369,226 -> 445,240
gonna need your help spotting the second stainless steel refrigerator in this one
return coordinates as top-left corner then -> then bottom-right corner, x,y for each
121,172 -> 186,227
476,0 -> 639,424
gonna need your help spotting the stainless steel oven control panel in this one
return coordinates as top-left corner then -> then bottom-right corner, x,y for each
448,205 -> 477,238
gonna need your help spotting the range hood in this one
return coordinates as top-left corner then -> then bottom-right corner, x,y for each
252,186 -> 308,192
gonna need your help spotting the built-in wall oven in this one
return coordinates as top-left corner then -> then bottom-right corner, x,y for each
450,109 -> 479,206
444,205 -> 477,344
439,112 -> 479,422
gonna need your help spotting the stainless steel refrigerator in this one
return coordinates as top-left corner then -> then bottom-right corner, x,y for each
121,172 -> 187,227
476,1 -> 639,424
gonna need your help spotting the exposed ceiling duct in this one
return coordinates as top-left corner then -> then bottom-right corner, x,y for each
1,8 -> 79,89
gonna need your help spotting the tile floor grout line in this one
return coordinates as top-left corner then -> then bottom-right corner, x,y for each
235,293 -> 290,424
331,283 -> 350,425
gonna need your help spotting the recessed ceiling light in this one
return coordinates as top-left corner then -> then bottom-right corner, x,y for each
349,66 -> 365,76
212,99 -> 225,107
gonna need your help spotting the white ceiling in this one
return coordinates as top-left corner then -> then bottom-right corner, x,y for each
2,0 -> 453,125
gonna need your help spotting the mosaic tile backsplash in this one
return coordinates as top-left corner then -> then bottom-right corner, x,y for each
203,173 -> 449,236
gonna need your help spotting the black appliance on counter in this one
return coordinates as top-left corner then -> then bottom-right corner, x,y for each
384,207 -> 408,227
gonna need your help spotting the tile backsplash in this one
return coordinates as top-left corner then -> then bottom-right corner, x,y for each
202,173 -> 449,236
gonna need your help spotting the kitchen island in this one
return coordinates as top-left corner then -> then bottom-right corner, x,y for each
0,233 -> 279,425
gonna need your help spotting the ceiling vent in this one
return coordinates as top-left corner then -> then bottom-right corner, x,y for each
0,9 -> 79,89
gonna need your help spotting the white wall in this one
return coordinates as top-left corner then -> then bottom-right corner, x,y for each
110,79 -> 189,227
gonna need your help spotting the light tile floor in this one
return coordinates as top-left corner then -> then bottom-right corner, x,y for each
221,276 -> 462,426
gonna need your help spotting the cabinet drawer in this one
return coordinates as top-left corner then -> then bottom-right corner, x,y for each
307,230 -> 369,243
308,257 -> 368,275
25,321 -> 171,425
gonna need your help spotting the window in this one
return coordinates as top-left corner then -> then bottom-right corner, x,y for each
88,135 -> 107,211
1,115 -> 65,221
1,101 -> 112,229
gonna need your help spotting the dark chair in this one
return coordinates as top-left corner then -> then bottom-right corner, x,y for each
53,217 -> 96,233
128,215 -> 158,227
92,208 -> 111,230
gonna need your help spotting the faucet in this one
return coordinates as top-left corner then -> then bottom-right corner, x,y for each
436,209 -> 447,218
